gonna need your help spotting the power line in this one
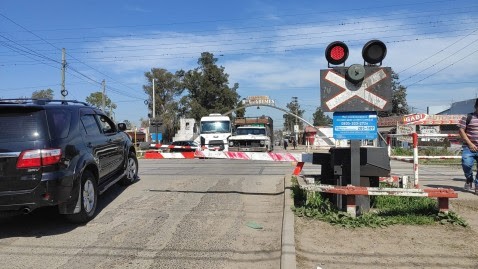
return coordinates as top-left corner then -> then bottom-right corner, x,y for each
397,28 -> 478,75
0,12 -> 147,101
2,12 -> 476,57
3,0 -> 469,34
400,37 -> 478,84
4,7 -> 475,48
406,48 -> 478,88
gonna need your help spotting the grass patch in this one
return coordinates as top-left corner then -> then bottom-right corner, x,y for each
291,177 -> 468,228
373,196 -> 438,225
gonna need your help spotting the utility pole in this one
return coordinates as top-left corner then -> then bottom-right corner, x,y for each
152,79 -> 156,119
102,79 -> 106,112
152,79 -> 157,145
61,48 -> 67,99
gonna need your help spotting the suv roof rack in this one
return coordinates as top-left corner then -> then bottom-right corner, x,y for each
0,98 -> 90,106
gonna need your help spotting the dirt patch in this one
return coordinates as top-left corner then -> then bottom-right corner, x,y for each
295,198 -> 478,269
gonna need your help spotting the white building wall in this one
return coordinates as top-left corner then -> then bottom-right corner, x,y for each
172,118 -> 197,141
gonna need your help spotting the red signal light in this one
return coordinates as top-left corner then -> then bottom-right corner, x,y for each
362,40 -> 387,65
325,41 -> 349,66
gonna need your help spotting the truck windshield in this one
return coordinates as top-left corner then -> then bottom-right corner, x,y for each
201,121 -> 231,134
237,128 -> 265,135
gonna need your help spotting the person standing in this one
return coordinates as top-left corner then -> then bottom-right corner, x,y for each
283,139 -> 288,150
458,98 -> 478,193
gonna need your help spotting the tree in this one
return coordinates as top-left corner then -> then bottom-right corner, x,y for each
139,117 -> 149,128
313,107 -> 332,126
283,97 -> 305,132
143,68 -> 182,142
123,120 -> 133,130
85,92 -> 117,115
32,89 -> 54,99
378,70 -> 409,117
179,52 -> 240,122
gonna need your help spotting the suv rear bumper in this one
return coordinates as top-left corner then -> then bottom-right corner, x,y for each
0,173 -> 75,212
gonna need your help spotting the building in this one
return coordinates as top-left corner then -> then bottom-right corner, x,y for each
430,98 -> 476,115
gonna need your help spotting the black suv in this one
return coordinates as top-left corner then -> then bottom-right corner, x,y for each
0,99 -> 139,223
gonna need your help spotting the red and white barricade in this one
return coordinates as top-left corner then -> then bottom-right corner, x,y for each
387,133 -> 460,188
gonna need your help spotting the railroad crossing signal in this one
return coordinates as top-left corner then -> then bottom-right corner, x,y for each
320,40 -> 392,112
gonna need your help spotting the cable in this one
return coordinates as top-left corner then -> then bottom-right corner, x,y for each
6,8 -> 476,48
401,37 -> 478,84
3,16 -> 476,58
406,48 -> 478,88
397,29 -> 478,74
5,0 -> 470,35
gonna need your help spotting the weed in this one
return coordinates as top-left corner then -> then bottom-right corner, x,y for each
435,211 -> 468,227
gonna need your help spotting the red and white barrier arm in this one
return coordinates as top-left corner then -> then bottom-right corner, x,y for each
300,184 -> 457,198
387,133 -> 460,188
299,184 -> 457,212
195,150 -> 313,163
144,151 -> 197,159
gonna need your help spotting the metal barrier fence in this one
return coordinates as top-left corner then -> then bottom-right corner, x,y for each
387,133 -> 460,187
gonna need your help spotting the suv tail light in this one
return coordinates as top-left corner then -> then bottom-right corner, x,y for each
16,149 -> 62,168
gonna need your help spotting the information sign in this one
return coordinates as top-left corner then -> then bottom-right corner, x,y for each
333,111 -> 378,140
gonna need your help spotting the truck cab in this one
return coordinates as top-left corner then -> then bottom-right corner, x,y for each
228,125 -> 272,152
228,116 -> 274,152
199,113 -> 231,151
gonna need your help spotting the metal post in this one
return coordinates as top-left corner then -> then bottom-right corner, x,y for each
412,132 -> 419,187
350,140 -> 360,186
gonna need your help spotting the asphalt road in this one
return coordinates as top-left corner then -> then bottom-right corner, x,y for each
0,159 -> 296,269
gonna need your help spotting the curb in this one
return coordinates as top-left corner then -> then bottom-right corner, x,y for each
281,174 -> 297,269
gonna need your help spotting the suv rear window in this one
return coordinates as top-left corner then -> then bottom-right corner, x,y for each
0,108 -> 48,142
46,109 -> 72,139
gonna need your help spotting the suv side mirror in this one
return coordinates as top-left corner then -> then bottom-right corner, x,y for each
117,123 -> 127,131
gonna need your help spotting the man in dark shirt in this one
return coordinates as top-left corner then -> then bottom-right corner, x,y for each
458,98 -> 478,193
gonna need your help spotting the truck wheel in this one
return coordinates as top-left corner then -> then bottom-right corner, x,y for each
65,171 -> 98,223
119,151 -> 138,186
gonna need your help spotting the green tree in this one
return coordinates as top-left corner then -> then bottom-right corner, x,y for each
313,107 -> 332,126
140,117 -> 149,128
283,97 -> 304,132
32,89 -> 54,99
123,120 -> 133,130
378,70 -> 409,117
85,92 -> 117,115
179,52 -> 240,122
143,68 -> 182,142
235,101 -> 246,118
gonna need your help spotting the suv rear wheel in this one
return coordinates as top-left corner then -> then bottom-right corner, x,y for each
119,151 -> 138,186
65,171 -> 98,223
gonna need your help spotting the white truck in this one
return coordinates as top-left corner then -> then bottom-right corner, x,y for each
198,113 -> 231,151
228,116 -> 274,152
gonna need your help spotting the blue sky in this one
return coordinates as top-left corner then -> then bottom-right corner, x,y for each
1,0 -> 477,128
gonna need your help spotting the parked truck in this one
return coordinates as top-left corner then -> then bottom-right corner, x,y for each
198,113 -> 232,151
228,116 -> 274,152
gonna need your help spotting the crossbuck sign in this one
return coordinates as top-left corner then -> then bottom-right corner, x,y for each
320,67 -> 392,112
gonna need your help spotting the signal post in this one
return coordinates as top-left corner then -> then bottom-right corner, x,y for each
316,40 -> 392,216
